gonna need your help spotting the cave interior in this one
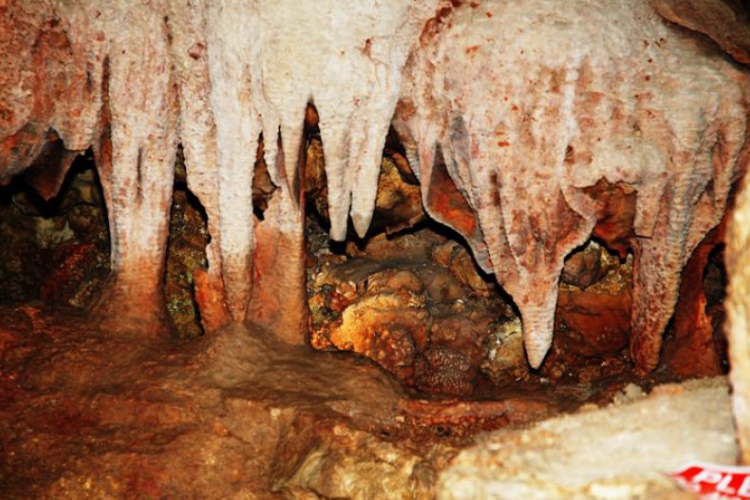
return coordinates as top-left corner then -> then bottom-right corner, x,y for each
1,0 -> 750,498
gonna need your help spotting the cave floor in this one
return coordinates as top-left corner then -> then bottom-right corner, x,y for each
0,305 -> 738,499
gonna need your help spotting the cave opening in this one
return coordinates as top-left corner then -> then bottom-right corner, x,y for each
0,148 -> 110,308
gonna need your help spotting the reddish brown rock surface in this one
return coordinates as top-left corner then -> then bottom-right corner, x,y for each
1,0 -> 747,375
653,0 -> 750,64
0,308 -> 602,499
307,225 -> 507,395
663,226 -> 727,378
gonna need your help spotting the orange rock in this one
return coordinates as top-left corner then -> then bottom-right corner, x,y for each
557,285 -> 632,358
662,226 -> 725,378
432,241 -> 457,267
561,241 -> 608,289
325,293 -> 430,382
480,318 -> 528,383
653,0 -> 750,64
448,246 -> 495,297
415,346 -> 474,396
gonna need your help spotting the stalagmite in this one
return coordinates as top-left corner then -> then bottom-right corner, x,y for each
397,0 -> 750,370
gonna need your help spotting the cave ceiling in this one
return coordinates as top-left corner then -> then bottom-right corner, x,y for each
0,0 -> 749,372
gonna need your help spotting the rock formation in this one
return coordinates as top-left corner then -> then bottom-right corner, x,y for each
1,0 -> 748,374
0,0 -> 440,342
6,0 -> 750,496
395,0 -> 750,370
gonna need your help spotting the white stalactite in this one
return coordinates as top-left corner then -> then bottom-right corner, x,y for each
397,0 -> 750,369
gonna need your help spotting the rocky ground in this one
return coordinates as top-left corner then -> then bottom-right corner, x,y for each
0,305 -> 739,499
0,306 -> 560,499
439,378 -> 737,500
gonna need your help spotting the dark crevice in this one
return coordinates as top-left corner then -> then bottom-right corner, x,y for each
704,243 -> 729,371
252,133 -> 277,223
163,145 -> 209,340
0,149 -> 110,306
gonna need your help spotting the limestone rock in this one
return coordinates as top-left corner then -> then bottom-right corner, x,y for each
396,0 -> 750,371
448,246 -> 495,297
561,241 -> 609,290
653,0 -> 750,64
438,379 -> 737,500
2,0 -> 747,373
279,425 -> 436,500
557,255 -> 633,358
416,346 -> 473,396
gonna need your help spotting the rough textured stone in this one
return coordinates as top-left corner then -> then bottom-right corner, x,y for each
727,134 -> 750,464
438,379 -> 737,500
0,307 -> 594,499
279,426 -> 442,500
653,0 -> 750,64
0,160 -> 109,306
1,0 -> 750,490
1,0 -> 747,374
560,241 -> 609,289
480,318 -> 527,384
557,254 -> 633,358
0,0 -> 440,342
307,241 -> 506,394
663,226 -> 726,378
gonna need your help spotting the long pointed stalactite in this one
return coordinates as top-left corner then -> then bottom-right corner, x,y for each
0,0 -> 749,377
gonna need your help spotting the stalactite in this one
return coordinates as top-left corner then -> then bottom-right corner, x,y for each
0,1 -> 180,331
166,0 -> 232,332
88,1 -> 179,329
253,0 -> 439,242
397,0 -> 750,370
204,1 -> 263,324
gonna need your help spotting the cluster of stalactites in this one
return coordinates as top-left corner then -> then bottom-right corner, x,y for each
0,0 -> 748,371
0,0 -> 439,336
394,0 -> 750,370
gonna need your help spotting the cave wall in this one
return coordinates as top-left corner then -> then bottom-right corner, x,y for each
1,0 -> 749,384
